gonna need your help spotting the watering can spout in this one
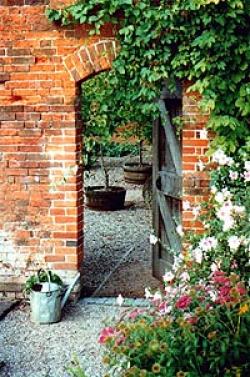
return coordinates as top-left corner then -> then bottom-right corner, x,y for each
61,272 -> 81,309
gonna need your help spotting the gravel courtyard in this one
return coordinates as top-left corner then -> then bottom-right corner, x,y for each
82,159 -> 160,297
0,157 -> 161,377
0,299 -> 146,377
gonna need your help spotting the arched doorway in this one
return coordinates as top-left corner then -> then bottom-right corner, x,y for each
66,42 -> 160,297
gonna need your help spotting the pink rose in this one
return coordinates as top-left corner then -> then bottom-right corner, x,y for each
128,309 -> 144,320
98,326 -> 116,344
175,295 -> 192,309
186,316 -> 198,325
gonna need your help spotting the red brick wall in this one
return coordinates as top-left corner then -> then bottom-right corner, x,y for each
0,0 -> 117,295
182,82 -> 210,234
0,1 -> 210,296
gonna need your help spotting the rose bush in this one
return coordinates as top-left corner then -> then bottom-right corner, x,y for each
185,148 -> 250,287
99,149 -> 250,377
100,271 -> 249,376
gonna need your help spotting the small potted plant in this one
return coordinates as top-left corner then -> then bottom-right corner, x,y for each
84,137 -> 126,211
25,269 -> 64,324
122,121 -> 152,185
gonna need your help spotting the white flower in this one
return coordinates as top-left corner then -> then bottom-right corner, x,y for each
244,170 -> 250,182
149,234 -> 158,245
197,160 -> 205,171
192,205 -> 201,219
199,237 -> 218,252
228,235 -> 241,251
212,149 -> 226,164
211,186 -> 217,194
163,271 -> 175,283
212,149 -> 233,166
216,201 -> 233,222
183,200 -> 191,211
176,225 -> 184,237
229,171 -> 238,180
209,290 -> 217,302
116,294 -> 124,306
164,305 -> 173,314
244,161 -> 250,171
215,192 -> 225,204
233,205 -> 245,215
210,262 -> 219,272
199,129 -> 208,139
215,189 -> 231,204
222,188 -> 231,199
222,217 -> 235,231
153,291 -> 162,301
173,255 -> 182,271
145,287 -> 153,299
180,271 -> 190,282
193,247 -> 203,264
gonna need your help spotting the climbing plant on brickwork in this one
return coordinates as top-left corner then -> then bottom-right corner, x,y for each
47,0 -> 250,152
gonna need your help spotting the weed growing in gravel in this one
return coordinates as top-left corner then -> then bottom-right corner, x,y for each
66,355 -> 87,377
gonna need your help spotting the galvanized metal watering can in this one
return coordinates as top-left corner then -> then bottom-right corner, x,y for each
30,270 -> 80,324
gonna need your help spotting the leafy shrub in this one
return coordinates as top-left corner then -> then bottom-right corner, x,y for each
100,273 -> 249,376
99,150 -> 250,376
81,71 -> 152,170
102,141 -> 139,158
185,149 -> 250,286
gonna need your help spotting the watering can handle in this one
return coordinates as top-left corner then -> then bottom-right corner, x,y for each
37,269 -> 51,294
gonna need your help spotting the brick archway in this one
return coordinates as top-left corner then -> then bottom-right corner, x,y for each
64,40 -> 118,83
60,39 -> 120,285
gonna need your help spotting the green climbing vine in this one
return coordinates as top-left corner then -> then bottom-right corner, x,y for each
47,0 -> 250,153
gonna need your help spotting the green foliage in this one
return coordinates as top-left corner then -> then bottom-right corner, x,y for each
47,0 -> 250,153
100,278 -> 250,376
81,71 -> 117,170
102,141 -> 139,157
24,269 -> 63,294
66,355 -> 87,377
81,70 -> 151,171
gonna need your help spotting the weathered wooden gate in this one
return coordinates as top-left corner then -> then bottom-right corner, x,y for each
152,85 -> 182,279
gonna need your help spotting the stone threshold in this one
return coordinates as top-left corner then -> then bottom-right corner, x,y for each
82,297 -> 149,307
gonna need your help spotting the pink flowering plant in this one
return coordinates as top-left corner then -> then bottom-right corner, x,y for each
99,271 -> 249,376
99,148 -> 250,376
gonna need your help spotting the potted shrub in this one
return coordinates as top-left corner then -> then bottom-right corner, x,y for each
84,139 -> 126,211
82,72 -> 126,211
122,122 -> 152,185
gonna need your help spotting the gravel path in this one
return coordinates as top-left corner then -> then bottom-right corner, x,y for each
82,162 -> 160,297
0,157 -> 161,377
0,300 -> 133,377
